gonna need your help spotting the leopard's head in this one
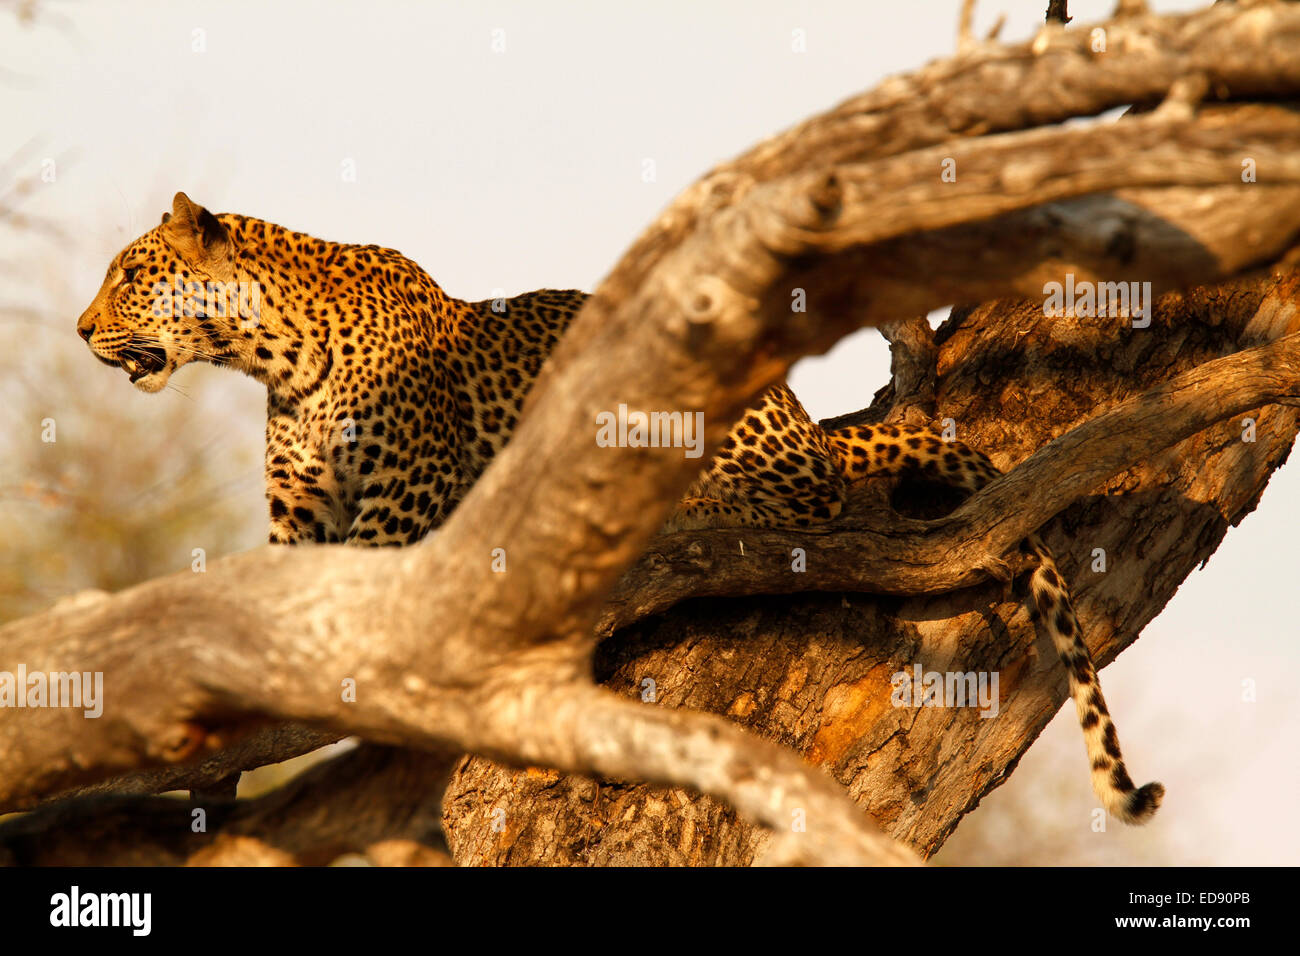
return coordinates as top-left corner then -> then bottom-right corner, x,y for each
77,192 -> 244,393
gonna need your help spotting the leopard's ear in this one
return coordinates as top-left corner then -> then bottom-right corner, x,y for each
161,191 -> 234,280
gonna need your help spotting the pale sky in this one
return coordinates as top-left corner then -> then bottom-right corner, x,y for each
2,0 -> 1293,864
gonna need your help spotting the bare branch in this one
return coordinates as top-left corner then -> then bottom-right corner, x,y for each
879,316 -> 939,419
1046,1 -> 1071,25
23,724 -> 341,812
958,0 -> 978,52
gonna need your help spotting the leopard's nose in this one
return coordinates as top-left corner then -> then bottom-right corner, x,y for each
76,301 -> 100,342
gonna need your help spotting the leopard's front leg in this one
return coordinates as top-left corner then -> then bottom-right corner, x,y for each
343,378 -> 467,546
264,416 -> 347,544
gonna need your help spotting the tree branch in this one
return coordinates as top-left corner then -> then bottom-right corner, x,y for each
880,316 -> 939,419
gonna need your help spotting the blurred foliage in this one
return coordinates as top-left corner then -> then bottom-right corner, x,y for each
0,5 -> 263,619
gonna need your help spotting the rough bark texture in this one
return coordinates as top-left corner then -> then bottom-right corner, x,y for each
4,3 -> 1300,865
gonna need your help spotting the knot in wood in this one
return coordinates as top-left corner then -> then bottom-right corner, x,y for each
678,275 -> 742,332
808,171 -> 843,226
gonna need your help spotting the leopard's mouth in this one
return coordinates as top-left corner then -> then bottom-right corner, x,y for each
120,345 -> 168,384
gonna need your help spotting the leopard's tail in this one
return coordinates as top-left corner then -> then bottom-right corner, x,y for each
826,422 -> 1163,824
1022,533 -> 1164,824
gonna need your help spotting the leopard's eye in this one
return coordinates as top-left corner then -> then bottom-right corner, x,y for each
123,266 -> 139,283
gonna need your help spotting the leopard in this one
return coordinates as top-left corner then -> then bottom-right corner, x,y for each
75,192 -> 1163,824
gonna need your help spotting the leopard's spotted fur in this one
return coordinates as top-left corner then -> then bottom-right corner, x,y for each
76,192 -> 1161,823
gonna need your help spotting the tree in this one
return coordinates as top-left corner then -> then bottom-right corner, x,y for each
3,1 -> 1300,866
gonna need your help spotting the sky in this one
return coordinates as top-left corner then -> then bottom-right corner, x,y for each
2,0 -> 1294,864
